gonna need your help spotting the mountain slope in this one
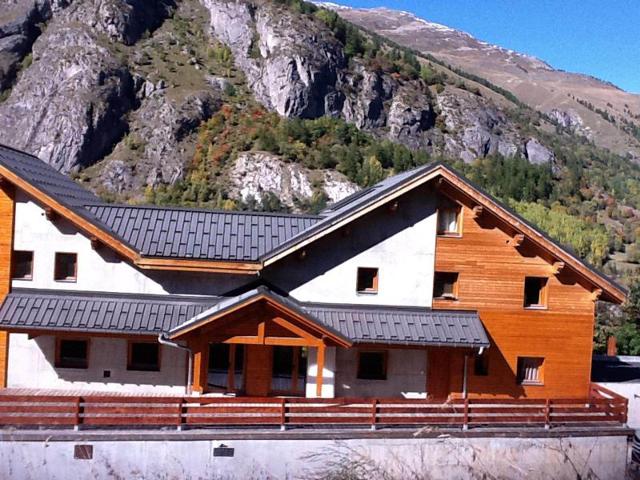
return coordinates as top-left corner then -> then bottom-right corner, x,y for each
321,3 -> 640,161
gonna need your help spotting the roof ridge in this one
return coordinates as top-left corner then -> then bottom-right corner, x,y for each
86,202 -> 323,220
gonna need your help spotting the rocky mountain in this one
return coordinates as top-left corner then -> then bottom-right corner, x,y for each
1,0 -> 640,279
320,3 -> 640,161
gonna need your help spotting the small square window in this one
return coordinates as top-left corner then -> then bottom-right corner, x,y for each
54,253 -> 77,282
517,357 -> 544,385
356,267 -> 378,294
434,272 -> 459,300
56,339 -> 88,369
524,277 -> 548,308
474,351 -> 489,376
357,351 -> 387,380
12,251 -> 33,280
437,203 -> 461,236
128,342 -> 160,371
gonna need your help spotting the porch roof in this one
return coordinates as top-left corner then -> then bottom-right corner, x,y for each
303,303 -> 490,348
0,289 -> 218,335
0,288 -> 490,348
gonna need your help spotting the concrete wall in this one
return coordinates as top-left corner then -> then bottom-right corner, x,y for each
7,334 -> 187,394
335,347 -> 427,398
267,185 -> 438,307
0,435 -> 628,479
11,192 -> 251,296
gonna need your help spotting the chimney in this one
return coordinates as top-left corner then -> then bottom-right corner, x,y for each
607,336 -> 617,357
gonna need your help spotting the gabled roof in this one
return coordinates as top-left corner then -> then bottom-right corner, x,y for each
87,204 -> 319,262
0,144 -> 627,302
168,286 -> 353,347
0,289 -> 218,335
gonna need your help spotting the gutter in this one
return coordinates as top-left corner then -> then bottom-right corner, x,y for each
158,334 -> 193,395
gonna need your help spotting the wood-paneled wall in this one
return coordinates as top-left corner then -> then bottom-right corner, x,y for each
433,194 -> 597,399
0,184 -> 14,388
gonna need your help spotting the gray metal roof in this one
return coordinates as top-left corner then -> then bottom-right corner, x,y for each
86,204 -> 320,261
0,287 -> 488,348
302,303 -> 490,347
169,286 -> 352,345
0,289 -> 219,335
0,144 -> 101,207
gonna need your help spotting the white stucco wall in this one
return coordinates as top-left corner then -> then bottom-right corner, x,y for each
267,186 -> 438,307
335,348 -> 427,398
305,346 -> 336,398
11,191 -> 252,296
7,334 -> 187,394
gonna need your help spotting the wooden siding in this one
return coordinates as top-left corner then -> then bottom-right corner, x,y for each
433,194 -> 597,400
0,184 -> 14,387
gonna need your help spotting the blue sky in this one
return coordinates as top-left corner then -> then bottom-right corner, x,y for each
335,0 -> 640,93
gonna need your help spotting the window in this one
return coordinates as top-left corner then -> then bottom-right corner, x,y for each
127,342 -> 160,371
517,357 -> 544,385
474,350 -> 489,376
356,267 -> 379,294
437,202 -> 461,236
524,277 -> 548,308
357,351 -> 387,380
208,343 -> 245,390
11,251 -> 33,280
56,339 -> 88,369
433,272 -> 459,300
271,346 -> 307,393
54,252 -> 77,282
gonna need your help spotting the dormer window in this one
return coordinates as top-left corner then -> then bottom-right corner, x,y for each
437,201 -> 461,236
434,272 -> 459,300
357,267 -> 379,294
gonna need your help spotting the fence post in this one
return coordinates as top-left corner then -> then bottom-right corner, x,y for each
544,399 -> 551,430
462,398 -> 469,431
176,398 -> 184,431
280,398 -> 287,431
371,399 -> 378,431
74,396 -> 83,431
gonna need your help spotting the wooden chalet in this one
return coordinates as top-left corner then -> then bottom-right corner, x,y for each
0,143 -> 629,429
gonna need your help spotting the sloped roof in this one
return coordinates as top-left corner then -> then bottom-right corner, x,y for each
0,144 -> 101,208
0,287 -> 489,348
303,303 -> 489,347
87,204 -> 319,261
0,289 -> 218,335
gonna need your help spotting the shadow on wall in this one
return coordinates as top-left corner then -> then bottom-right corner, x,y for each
32,335 -> 187,389
264,184 -> 437,291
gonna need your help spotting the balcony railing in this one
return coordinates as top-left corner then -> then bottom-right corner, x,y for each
0,383 -> 626,431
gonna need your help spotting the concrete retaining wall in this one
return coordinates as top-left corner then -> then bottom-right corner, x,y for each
0,434 -> 628,479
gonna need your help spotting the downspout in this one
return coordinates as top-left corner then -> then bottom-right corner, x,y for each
158,333 -> 193,395
462,353 -> 469,399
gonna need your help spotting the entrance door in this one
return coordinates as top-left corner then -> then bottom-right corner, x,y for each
208,344 -> 245,392
244,345 -> 273,396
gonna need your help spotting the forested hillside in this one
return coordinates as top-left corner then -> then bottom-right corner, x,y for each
2,0 -> 640,351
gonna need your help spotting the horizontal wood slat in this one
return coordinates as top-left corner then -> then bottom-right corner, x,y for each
0,385 -> 626,429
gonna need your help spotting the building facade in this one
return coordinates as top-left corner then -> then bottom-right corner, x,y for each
0,144 -> 626,400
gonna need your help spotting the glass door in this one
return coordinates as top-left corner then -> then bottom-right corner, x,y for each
208,344 -> 245,392
271,346 -> 307,395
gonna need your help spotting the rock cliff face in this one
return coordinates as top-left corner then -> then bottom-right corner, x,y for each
0,0 -> 562,209
200,0 -> 552,164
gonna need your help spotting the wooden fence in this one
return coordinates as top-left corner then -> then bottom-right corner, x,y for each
0,384 -> 626,430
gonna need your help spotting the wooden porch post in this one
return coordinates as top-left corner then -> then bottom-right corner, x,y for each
191,337 -> 208,394
316,342 -> 325,398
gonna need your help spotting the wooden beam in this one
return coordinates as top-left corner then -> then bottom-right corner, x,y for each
471,205 -> 484,219
508,234 -> 524,247
591,288 -> 603,302
90,236 -> 101,250
316,343 -> 325,398
257,321 -> 265,344
271,316 -> 318,342
228,344 -> 236,392
44,206 -> 57,222
191,338 -> 208,394
552,261 -> 565,275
